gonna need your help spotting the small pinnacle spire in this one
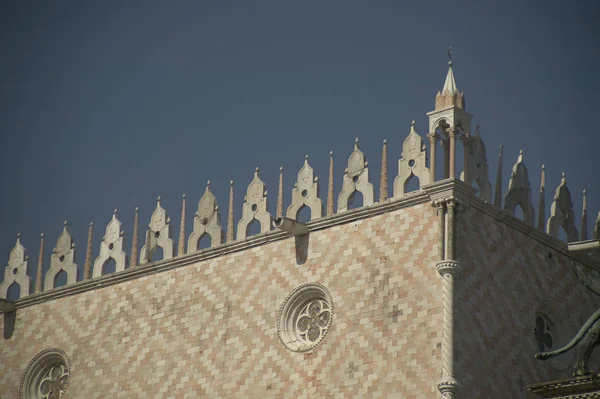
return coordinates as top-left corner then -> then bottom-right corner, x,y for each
83,222 -> 93,280
380,138 -> 388,202
494,145 -> 503,207
537,165 -> 546,230
178,194 -> 186,256
581,189 -> 588,240
130,207 -> 139,267
227,180 -> 235,242
327,150 -> 334,216
277,166 -> 284,218
35,232 -> 45,293
442,50 -> 458,95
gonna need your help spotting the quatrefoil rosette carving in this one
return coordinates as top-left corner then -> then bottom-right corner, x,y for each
20,348 -> 70,399
188,182 -> 224,252
278,283 -> 334,352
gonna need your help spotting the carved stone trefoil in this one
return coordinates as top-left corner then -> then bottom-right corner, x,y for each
0,233 -> 31,299
188,181 -> 224,252
393,121 -> 430,198
45,222 -> 78,290
92,210 -> 127,278
140,197 -> 175,264
503,150 -> 535,225
237,168 -> 272,239
546,173 -> 579,242
286,156 -> 323,221
337,138 -> 374,212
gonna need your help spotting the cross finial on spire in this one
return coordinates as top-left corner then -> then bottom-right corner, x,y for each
447,46 -> 452,65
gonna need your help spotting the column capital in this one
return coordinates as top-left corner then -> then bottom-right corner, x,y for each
445,196 -> 458,208
427,132 -> 439,142
436,260 -> 460,276
437,377 -> 460,397
431,199 -> 447,210
447,127 -> 456,139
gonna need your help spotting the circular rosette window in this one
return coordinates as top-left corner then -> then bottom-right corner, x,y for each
278,283 -> 334,352
20,348 -> 70,399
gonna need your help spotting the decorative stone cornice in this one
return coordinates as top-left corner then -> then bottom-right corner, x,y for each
436,260 -> 460,277
527,373 -> 600,397
6,178 -> 598,311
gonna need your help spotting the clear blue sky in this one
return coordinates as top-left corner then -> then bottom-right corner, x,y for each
1,1 -> 599,290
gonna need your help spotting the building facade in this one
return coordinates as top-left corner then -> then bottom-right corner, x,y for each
1,61 -> 599,398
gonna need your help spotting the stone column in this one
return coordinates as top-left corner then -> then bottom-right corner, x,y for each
448,128 -> 456,179
436,197 -> 460,399
427,133 -> 437,183
462,133 -> 470,184
441,139 -> 450,179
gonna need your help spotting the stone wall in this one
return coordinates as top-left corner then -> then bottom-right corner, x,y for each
0,202 -> 442,398
454,201 -> 599,397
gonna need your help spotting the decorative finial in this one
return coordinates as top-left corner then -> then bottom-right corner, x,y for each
63,220 -> 68,226
280,165 -> 284,171
383,139 -> 387,144
230,180 -> 234,185
157,196 -> 161,202
183,193 -> 187,198
561,171 -> 566,181
542,164 -> 545,170
447,46 -> 453,66
113,208 -> 117,214
411,120 -> 416,127
305,154 -> 309,160
329,150 -> 333,156
255,166 -> 259,172
17,232 -> 21,239
41,232 -> 44,237
519,149 -> 523,155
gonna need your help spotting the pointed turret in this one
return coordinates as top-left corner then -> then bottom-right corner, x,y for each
178,194 -> 187,256
435,50 -> 466,110
227,181 -> 235,242
35,233 -> 44,292
327,151 -> 334,216
277,166 -> 284,218
380,139 -> 388,202
581,189 -> 588,241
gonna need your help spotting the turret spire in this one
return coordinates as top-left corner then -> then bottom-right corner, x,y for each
435,48 -> 465,110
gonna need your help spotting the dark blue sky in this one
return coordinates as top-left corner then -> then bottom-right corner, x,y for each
1,1 -> 599,289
